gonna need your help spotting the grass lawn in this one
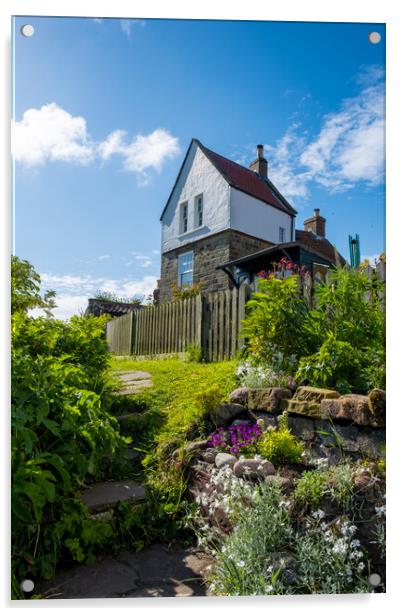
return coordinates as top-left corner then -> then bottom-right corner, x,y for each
110,356 -> 237,452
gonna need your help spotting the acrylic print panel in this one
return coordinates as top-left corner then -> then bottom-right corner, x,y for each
11,16 -> 386,600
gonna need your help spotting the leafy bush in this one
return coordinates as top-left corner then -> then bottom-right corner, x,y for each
171,281 -> 203,300
257,427 -> 304,466
294,470 -> 328,509
294,463 -> 355,511
11,257 -> 129,588
241,275 -> 309,367
236,361 -> 297,389
184,343 -> 203,363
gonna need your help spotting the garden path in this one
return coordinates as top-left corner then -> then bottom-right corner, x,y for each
114,370 -> 153,395
35,544 -> 213,599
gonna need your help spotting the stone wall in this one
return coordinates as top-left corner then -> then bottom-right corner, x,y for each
159,229 -> 271,303
229,385 -> 386,462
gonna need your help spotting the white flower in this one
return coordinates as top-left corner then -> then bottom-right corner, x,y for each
237,560 -> 245,568
357,562 -> 365,571
312,509 -> 325,520
350,539 -> 360,548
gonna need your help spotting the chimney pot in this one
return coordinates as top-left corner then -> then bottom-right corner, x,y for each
304,209 -> 326,237
249,144 -> 268,179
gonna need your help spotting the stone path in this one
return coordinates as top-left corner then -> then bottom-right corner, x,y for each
80,480 -> 146,514
36,544 -> 214,599
114,371 -> 153,395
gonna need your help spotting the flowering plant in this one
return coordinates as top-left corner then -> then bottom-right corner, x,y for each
257,258 -> 310,280
208,422 -> 262,455
236,361 -> 297,390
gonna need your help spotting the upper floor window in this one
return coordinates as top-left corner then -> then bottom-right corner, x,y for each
178,251 -> 193,287
279,227 -> 285,243
195,194 -> 203,227
180,201 -> 188,234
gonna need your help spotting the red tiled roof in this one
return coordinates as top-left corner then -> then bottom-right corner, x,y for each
295,230 -> 346,265
200,142 -> 296,216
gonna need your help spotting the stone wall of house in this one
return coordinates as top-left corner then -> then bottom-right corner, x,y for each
159,230 -> 272,303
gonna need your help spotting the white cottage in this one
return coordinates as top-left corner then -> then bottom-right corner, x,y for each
159,138 -> 298,302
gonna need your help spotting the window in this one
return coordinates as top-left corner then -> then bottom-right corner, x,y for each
195,194 -> 203,227
178,251 -> 193,287
279,227 -> 285,242
180,201 -> 188,234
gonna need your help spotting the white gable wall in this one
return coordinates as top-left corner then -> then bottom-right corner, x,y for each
230,187 -> 294,245
161,143 -> 230,254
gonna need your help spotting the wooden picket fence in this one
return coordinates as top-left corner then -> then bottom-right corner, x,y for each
106,259 -> 386,360
106,283 -> 251,360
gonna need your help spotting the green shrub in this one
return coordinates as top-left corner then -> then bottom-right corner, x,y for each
184,343 -> 203,363
257,427 -> 304,466
11,258 -> 129,588
241,275 -> 309,367
294,470 -> 327,509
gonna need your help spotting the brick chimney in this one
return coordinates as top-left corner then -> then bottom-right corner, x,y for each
303,208 -> 326,238
249,144 -> 268,179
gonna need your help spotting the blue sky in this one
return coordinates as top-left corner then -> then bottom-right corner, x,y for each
12,17 -> 385,318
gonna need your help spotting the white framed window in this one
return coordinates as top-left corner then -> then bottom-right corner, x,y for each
180,201 -> 188,234
194,194 -> 203,227
279,227 -> 285,242
178,251 -> 193,287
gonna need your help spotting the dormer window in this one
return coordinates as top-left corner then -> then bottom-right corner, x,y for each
180,201 -> 188,234
279,227 -> 285,243
195,194 -> 203,227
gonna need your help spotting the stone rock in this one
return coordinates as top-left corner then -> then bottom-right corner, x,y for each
368,389 -> 386,427
264,475 -> 292,489
294,386 -> 341,402
287,415 -> 315,441
357,434 -> 383,460
233,458 -> 275,479
172,439 -> 209,461
80,481 -> 146,513
229,387 -> 249,406
248,388 -> 292,414
321,395 -> 372,426
215,452 -> 237,469
248,410 -> 278,430
282,399 -> 322,419
210,403 -> 245,426
270,552 -> 298,585
200,448 -> 217,464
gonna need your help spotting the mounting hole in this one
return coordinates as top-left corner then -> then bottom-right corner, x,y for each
368,32 -> 381,45
21,24 -> 34,37
20,579 -> 35,592
368,573 -> 381,587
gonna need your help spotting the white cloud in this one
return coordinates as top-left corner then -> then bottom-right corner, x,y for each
13,103 -> 94,166
97,254 -> 111,261
100,128 -> 181,183
260,66 -> 385,204
92,18 -> 103,24
37,272 -> 158,319
13,103 -> 180,185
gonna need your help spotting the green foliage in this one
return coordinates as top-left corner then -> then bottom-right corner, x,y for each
243,265 -> 385,394
294,470 -> 327,509
171,281 -> 203,299
93,289 -> 142,305
110,357 -> 237,538
209,483 -> 293,596
298,267 -> 385,393
11,255 -> 55,315
257,427 -> 304,466
241,275 -> 309,366
11,259 -> 129,589
294,463 -> 355,511
184,343 -> 203,363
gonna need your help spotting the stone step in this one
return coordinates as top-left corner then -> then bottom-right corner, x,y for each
80,480 -> 146,513
112,371 -> 153,396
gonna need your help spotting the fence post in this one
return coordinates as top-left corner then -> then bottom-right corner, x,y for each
195,293 -> 203,350
238,282 -> 251,352
130,311 -> 136,355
